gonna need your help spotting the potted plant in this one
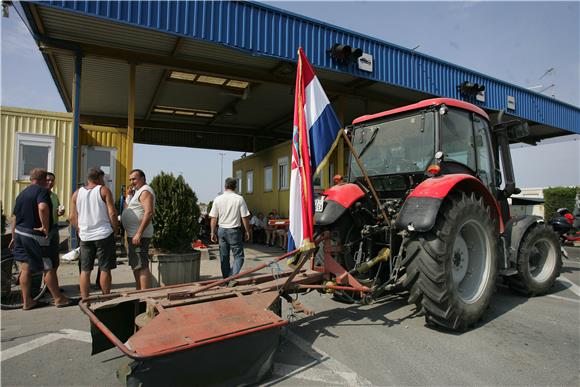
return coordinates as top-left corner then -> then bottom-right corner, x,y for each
149,172 -> 201,286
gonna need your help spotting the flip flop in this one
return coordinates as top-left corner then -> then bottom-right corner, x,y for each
55,298 -> 80,308
23,300 -> 50,311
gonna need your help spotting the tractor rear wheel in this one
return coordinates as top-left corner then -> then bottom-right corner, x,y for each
404,192 -> 498,331
507,224 -> 561,296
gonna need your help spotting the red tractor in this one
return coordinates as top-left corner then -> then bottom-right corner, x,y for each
314,97 -> 562,331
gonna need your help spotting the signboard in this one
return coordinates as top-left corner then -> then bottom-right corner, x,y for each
358,53 -> 373,72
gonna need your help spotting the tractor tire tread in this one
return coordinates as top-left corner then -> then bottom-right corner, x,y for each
404,192 -> 498,331
507,224 -> 562,297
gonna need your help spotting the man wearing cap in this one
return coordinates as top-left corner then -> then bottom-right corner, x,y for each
209,178 -> 251,278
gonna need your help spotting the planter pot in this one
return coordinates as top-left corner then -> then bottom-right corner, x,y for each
150,250 -> 201,287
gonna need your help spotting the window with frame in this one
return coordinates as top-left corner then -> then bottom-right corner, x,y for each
246,170 -> 254,194
264,165 -> 273,192
440,109 -> 477,171
235,170 -> 243,193
473,115 -> 494,190
15,133 -> 56,180
278,157 -> 289,190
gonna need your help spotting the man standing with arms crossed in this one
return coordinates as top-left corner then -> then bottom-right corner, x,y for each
209,177 -> 251,279
121,169 -> 155,290
70,168 -> 118,300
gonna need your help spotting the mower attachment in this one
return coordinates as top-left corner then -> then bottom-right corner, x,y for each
80,235 -> 371,385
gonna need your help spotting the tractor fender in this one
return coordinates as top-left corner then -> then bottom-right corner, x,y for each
503,215 -> 544,265
395,174 -> 503,232
315,183 -> 365,226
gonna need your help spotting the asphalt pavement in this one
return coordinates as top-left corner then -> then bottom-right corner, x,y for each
1,245 -> 579,386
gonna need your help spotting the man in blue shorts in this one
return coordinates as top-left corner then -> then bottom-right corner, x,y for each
9,168 -> 73,309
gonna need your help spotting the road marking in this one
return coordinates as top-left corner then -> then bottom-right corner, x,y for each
268,330 -> 373,386
60,328 -> 92,343
546,294 -> 580,304
558,276 -> 580,297
1,329 -> 90,362
1,333 -> 63,362
272,362 -> 361,384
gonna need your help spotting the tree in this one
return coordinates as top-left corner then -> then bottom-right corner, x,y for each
543,186 -> 579,219
150,172 -> 200,253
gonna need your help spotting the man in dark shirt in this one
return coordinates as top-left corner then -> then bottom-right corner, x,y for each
9,168 -> 73,309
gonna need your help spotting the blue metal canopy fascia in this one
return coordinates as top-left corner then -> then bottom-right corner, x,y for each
27,0 -> 580,134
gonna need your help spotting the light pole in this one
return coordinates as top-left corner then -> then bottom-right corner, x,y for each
219,152 -> 226,194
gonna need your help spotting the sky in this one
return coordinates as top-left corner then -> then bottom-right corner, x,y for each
1,1 -> 579,202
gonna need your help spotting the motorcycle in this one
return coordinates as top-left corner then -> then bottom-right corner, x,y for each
548,208 -> 580,258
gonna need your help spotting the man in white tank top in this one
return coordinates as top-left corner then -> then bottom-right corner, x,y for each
70,168 -> 119,300
121,169 -> 155,290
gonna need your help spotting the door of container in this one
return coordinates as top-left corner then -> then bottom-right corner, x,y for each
80,146 -> 117,201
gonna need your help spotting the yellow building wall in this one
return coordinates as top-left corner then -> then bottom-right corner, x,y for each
1,107 -> 74,221
79,125 -> 131,200
233,139 -> 346,217
0,107 -> 132,225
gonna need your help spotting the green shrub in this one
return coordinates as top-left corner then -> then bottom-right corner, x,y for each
543,186 -> 579,219
150,172 -> 200,253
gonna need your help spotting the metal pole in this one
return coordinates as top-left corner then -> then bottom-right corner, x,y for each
127,62 -> 136,187
71,52 -> 82,248
340,130 -> 389,223
219,152 -> 226,193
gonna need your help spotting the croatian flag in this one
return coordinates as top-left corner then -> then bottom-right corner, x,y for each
288,48 -> 342,252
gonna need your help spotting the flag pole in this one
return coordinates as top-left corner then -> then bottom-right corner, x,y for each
340,130 -> 390,224
295,49 -> 315,251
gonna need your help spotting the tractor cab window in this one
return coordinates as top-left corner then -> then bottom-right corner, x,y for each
350,111 -> 435,178
440,109 -> 477,172
473,115 -> 494,189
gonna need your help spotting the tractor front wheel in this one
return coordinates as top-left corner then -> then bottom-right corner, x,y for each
404,192 -> 498,331
507,224 -> 562,296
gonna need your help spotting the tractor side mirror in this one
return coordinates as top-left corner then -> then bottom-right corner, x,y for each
507,122 -> 529,140
493,120 -> 529,141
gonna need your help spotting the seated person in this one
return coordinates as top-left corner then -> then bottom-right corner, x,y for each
250,212 -> 266,244
265,210 -> 280,247
276,225 -> 288,250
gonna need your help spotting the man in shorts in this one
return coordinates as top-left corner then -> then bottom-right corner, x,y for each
9,168 -> 73,309
70,168 -> 118,300
121,169 -> 155,290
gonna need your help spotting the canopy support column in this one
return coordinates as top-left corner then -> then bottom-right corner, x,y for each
71,52 -> 82,248
127,63 -> 136,177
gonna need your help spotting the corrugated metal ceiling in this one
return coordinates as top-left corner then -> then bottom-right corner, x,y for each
40,6 -> 176,56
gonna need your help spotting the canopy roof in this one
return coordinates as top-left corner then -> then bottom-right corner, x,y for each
17,1 -> 580,152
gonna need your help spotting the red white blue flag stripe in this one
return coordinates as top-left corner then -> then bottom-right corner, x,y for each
289,48 -> 342,251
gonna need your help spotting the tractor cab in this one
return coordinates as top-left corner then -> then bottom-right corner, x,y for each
348,98 -> 497,199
